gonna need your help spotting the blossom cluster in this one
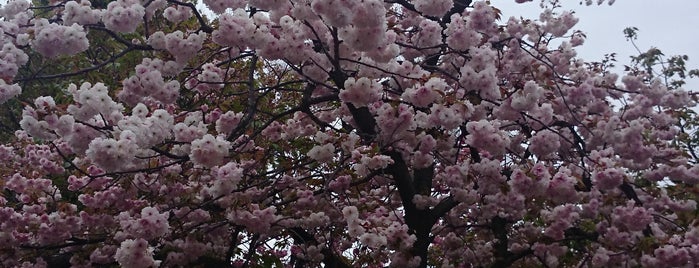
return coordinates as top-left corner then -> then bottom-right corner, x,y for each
0,42 -> 28,82
163,31 -> 207,64
163,4 -> 192,23
402,77 -> 447,108
413,0 -> 452,17
206,161 -> 244,197
62,0 -> 102,26
66,82 -> 124,123
212,9 -> 272,50
339,77 -> 382,107
0,79 -> 21,104
445,14 -> 482,51
118,206 -> 170,240
114,238 -> 159,268
119,58 -> 182,106
117,105 -> 175,148
2,0 -> 699,267
465,120 -> 510,157
190,134 -> 231,167
185,63 -> 225,93
31,19 -> 89,58
335,0 -> 387,52
102,0 -> 145,33
85,135 -> 139,172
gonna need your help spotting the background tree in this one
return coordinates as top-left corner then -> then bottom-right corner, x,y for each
1,0 -> 698,267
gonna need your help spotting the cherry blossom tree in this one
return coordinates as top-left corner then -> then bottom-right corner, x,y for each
1,0 -> 698,267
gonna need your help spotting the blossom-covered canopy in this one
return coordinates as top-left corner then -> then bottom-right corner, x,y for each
1,0 -> 698,267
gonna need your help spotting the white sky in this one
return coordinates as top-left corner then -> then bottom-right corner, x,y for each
495,0 -> 699,90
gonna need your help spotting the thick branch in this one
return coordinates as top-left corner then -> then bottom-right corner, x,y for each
383,149 -> 436,268
414,163 -> 434,195
167,0 -> 214,33
227,55 -> 259,141
432,196 -> 458,219
490,216 -> 513,268
288,227 -> 351,268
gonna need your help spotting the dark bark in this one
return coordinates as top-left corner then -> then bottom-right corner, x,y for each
288,227 -> 351,268
383,149 -> 441,268
489,216 -> 534,267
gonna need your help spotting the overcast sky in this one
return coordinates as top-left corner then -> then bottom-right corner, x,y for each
496,0 -> 699,90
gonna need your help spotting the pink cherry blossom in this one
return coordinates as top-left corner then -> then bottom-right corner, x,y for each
102,0 -> 145,33
0,1 -> 697,267
339,77 -> 382,107
190,134 -> 231,167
